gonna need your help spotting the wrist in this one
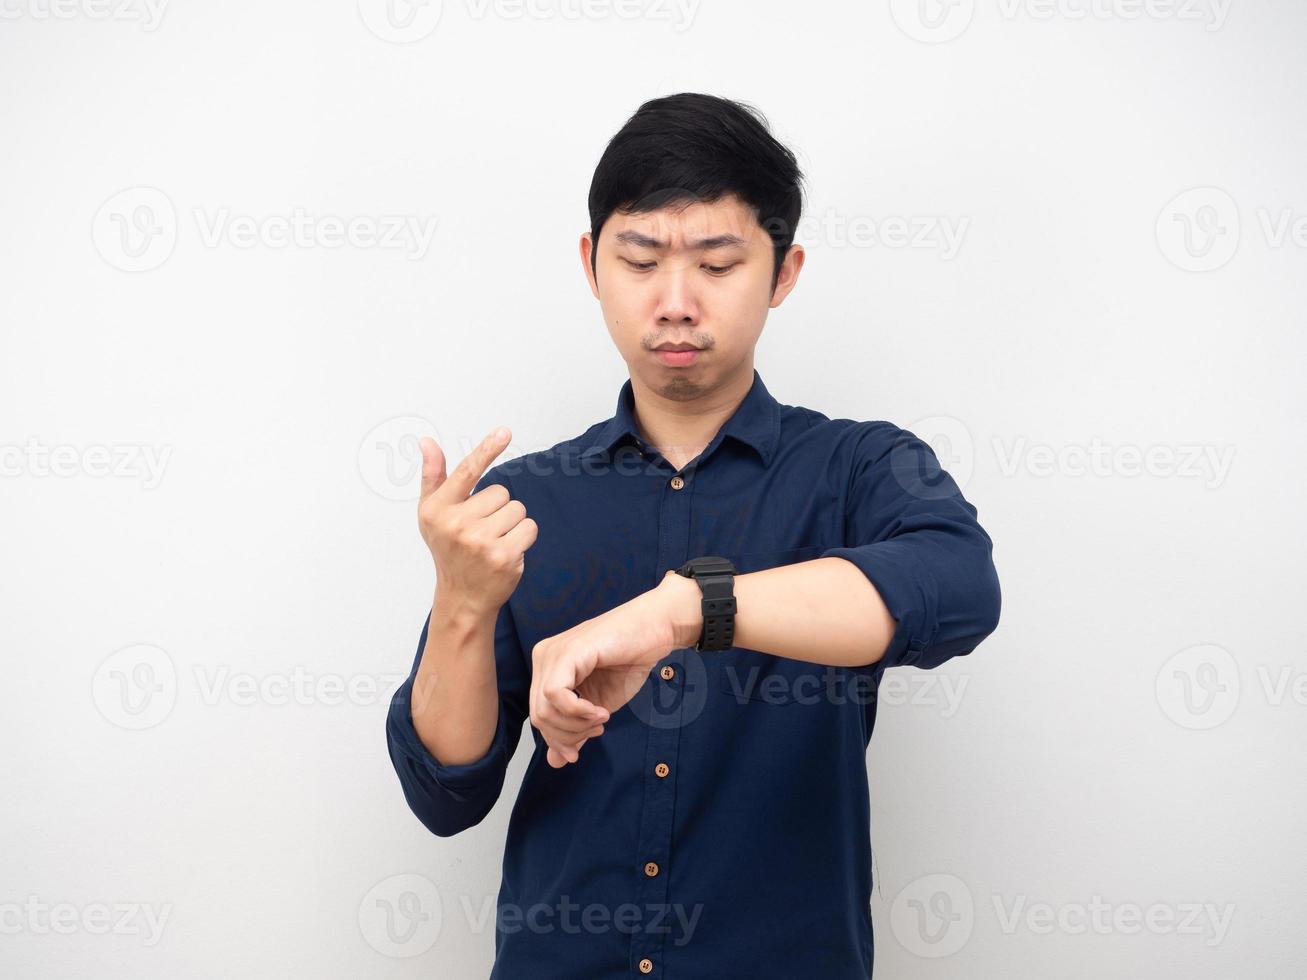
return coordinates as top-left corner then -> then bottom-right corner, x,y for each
658,569 -> 705,649
432,588 -> 498,634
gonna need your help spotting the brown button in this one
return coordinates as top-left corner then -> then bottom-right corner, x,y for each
654,762 -> 670,778
644,861 -> 660,877
660,665 -> 675,681
670,475 -> 685,490
639,958 -> 654,974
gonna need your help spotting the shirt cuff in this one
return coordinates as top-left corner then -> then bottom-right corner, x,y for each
820,540 -> 939,670
387,674 -> 511,804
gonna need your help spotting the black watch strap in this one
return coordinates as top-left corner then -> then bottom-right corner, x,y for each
674,555 -> 737,652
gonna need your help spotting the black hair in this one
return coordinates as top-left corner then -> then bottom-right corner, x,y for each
586,92 -> 805,293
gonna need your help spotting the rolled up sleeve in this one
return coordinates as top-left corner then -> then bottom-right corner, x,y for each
385,598 -> 530,836
820,422 -> 1001,671
384,471 -> 532,837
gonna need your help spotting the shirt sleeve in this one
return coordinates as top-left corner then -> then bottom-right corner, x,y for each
819,422 -> 1002,672
384,471 -> 532,837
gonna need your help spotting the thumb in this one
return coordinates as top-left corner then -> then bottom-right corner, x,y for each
418,436 -> 446,500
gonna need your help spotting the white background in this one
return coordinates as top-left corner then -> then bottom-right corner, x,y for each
2,1 -> 1304,977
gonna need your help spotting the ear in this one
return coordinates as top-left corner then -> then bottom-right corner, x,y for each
579,232 -> 600,300
769,244 -> 806,308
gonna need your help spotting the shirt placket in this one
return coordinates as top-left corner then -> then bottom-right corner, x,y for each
629,458 -> 696,977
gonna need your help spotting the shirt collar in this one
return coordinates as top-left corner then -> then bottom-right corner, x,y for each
581,367 -> 780,467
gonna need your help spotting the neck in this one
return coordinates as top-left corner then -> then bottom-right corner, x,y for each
629,362 -> 755,472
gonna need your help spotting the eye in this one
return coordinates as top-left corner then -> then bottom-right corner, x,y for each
704,264 -> 735,275
624,259 -> 656,271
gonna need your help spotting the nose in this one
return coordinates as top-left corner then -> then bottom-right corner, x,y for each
653,263 -> 700,326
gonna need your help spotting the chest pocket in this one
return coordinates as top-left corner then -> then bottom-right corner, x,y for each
715,545 -> 829,706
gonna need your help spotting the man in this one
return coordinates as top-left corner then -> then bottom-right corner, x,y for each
386,92 -> 1001,979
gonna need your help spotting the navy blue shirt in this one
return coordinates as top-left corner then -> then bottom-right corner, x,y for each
386,369 -> 1001,978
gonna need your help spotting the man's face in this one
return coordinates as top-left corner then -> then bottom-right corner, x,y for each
580,193 -> 804,400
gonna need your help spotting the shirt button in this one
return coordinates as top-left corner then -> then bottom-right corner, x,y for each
644,861 -> 660,877
660,665 -> 675,681
639,958 -> 654,974
654,762 -> 670,778
669,475 -> 685,490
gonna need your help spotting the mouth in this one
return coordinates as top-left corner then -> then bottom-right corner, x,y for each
652,346 -> 702,367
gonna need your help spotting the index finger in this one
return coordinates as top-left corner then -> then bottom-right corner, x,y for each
438,426 -> 511,501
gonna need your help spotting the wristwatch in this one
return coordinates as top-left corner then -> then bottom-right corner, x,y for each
674,556 -> 738,652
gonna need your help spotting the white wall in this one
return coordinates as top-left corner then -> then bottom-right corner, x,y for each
1,1 -> 1303,977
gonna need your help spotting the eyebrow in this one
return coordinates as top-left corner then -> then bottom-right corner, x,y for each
613,230 -> 749,251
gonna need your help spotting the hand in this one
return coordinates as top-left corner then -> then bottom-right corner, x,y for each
530,571 -> 702,768
418,427 -> 537,618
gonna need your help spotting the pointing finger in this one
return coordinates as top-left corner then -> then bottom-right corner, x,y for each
440,426 -> 512,502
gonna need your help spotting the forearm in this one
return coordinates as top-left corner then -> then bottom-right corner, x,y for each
411,588 -> 502,766
661,556 -> 896,669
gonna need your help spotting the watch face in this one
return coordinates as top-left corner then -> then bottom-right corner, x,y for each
683,555 -> 736,576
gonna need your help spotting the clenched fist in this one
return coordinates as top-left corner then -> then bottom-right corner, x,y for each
418,427 -> 538,619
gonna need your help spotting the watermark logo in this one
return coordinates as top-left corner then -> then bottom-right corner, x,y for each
95,644 -> 407,728
1156,187 -> 1241,272
370,888 -> 704,945
890,0 -> 976,44
627,649 -> 710,730
1155,643 -> 1240,729
893,416 -> 975,498
358,0 -> 443,41
358,415 -> 440,501
1159,186 -> 1307,271
94,186 -> 439,271
359,874 -> 443,957
1157,644 -> 1307,728
91,644 -> 178,730
889,874 -> 1235,952
889,873 -> 975,957
887,418 -> 1235,491
892,0 -> 1232,42
92,186 -> 177,273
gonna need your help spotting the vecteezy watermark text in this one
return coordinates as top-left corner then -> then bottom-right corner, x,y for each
0,0 -> 169,30
890,0 -> 1232,44
92,644 -> 408,730
0,897 -> 173,946
356,0 -> 701,42
357,874 -> 704,959
888,873 -> 1235,957
93,186 -> 439,272
790,208 -> 970,260
0,440 -> 172,489
992,437 -> 1235,489
1156,187 -> 1307,272
191,208 -> 438,259
1156,643 -> 1307,729
474,896 -> 703,943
